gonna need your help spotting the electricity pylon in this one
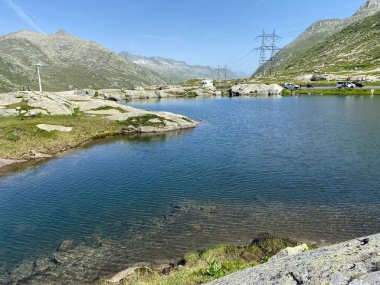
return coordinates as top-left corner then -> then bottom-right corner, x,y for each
254,30 -> 281,75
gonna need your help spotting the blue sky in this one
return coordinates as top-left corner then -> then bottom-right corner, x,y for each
0,0 -> 365,74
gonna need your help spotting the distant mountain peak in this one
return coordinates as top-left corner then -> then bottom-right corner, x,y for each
305,19 -> 342,32
2,30 -> 47,42
120,51 -> 241,82
354,0 -> 380,17
54,29 -> 70,36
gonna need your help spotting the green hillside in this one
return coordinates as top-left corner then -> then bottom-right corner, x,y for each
276,12 -> 380,77
254,0 -> 380,78
0,30 -> 167,92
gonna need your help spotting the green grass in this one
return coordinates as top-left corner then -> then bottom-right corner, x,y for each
257,12 -> 380,77
282,88 -> 380,96
6,100 -> 35,113
0,114 -> 120,159
93,106 -> 127,113
165,91 -> 186,96
186,91 -> 197,97
181,116 -> 193,123
121,114 -> 166,128
97,234 -> 308,285
0,113 -> 171,160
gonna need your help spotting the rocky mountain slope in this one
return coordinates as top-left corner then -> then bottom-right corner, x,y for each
120,52 -> 240,83
0,30 -> 167,92
280,12 -> 380,77
254,0 -> 380,76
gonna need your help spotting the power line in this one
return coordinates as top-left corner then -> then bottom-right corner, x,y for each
224,43 -> 255,67
223,1 -> 364,74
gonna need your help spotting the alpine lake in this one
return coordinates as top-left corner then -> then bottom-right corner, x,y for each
0,95 -> 379,284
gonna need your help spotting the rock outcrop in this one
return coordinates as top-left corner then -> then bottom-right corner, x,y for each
0,91 -> 198,134
0,91 -> 74,116
36,124 -> 73,132
207,233 -> 380,285
268,243 -> 309,261
0,158 -> 26,168
230,84 -> 283,97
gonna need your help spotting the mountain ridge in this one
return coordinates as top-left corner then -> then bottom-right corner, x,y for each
120,51 -> 241,83
254,0 -> 380,77
0,30 -> 167,92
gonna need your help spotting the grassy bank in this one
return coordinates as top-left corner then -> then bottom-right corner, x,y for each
98,235 -> 313,285
282,88 -> 380,96
0,113 -> 166,160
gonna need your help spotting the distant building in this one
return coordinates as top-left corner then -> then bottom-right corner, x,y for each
201,79 -> 214,88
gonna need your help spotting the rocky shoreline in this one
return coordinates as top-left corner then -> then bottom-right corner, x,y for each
100,233 -> 380,285
0,90 -> 198,172
0,158 -> 26,169
0,81 -> 286,172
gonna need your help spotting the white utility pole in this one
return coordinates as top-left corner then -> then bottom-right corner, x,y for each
35,63 -> 43,92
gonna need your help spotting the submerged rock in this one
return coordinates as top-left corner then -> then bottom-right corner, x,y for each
58,240 -> 75,252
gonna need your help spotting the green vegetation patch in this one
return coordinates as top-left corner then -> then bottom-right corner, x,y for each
97,234 -> 305,285
256,12 -> 380,77
6,100 -> 34,112
181,116 -> 193,123
0,113 -> 122,159
121,114 -> 166,128
283,88 -> 380,96
92,106 -> 127,113
186,91 -> 197,97
166,91 -> 186,96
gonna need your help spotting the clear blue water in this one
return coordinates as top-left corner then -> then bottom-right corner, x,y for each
0,96 -> 379,284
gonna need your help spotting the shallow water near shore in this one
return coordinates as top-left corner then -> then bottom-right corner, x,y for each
0,96 -> 380,284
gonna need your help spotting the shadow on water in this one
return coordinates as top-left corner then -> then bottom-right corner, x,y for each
0,129 -> 194,177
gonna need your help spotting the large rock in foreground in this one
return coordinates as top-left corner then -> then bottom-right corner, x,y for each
207,233 -> 380,285
230,84 -> 283,97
